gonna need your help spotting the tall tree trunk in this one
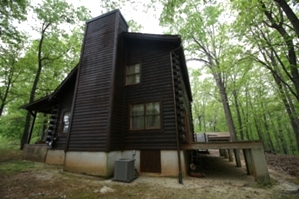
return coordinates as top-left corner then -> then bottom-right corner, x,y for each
261,0 -> 299,101
213,72 -> 237,140
267,50 -> 299,152
20,23 -> 49,149
248,92 -> 265,147
274,0 -> 299,38
0,65 -> 14,116
232,90 -> 244,140
240,106 -> 249,140
268,113 -> 281,154
261,108 -> 275,153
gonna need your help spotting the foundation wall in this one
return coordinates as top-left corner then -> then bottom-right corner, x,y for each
64,152 -> 108,176
56,150 -> 188,178
45,150 -> 65,165
23,144 -> 47,163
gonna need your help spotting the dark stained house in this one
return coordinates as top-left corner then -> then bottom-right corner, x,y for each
21,10 -> 194,180
21,9 -> 271,184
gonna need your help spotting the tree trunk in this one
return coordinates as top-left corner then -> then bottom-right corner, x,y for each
267,50 -> 299,152
213,72 -> 237,140
261,108 -> 275,153
232,89 -> 244,140
261,1 -> 299,101
20,24 -> 48,149
274,0 -> 299,38
0,70 -> 13,116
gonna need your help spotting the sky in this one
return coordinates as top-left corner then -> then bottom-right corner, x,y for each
69,0 -> 163,34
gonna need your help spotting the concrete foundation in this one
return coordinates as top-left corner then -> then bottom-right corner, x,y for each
64,151 -> 108,176
45,150 -> 65,165
60,150 -> 188,178
23,144 -> 47,162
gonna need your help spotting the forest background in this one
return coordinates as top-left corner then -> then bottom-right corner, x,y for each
1,0 -> 299,155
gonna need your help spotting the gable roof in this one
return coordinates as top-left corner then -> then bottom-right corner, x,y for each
20,65 -> 78,113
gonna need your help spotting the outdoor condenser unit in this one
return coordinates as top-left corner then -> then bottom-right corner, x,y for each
114,158 -> 136,182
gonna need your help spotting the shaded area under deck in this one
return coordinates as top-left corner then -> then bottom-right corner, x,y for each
181,141 -> 270,184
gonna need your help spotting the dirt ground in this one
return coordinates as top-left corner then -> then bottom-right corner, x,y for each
0,147 -> 299,199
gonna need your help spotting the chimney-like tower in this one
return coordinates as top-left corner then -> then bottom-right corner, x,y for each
67,10 -> 128,151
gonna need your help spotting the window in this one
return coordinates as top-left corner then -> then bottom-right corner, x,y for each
126,63 -> 140,85
61,111 -> 70,133
131,102 -> 161,130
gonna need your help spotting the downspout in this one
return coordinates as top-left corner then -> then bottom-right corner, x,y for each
170,46 -> 183,184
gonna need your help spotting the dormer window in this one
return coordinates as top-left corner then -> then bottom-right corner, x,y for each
126,63 -> 140,85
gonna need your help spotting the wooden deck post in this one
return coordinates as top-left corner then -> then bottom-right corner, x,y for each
250,148 -> 270,184
243,149 -> 253,175
228,149 -> 233,162
224,149 -> 228,158
219,149 -> 225,156
234,149 -> 242,167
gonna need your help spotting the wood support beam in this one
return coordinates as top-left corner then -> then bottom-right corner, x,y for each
234,149 -> 242,167
181,141 -> 264,150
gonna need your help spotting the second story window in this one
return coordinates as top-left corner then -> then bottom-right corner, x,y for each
126,63 -> 140,85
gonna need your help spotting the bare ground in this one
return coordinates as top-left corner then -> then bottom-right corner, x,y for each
0,148 -> 299,199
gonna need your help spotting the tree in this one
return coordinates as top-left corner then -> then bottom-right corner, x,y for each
20,0 -> 90,149
160,1 -> 239,140
231,0 -> 299,151
0,42 -> 26,116
0,0 -> 28,44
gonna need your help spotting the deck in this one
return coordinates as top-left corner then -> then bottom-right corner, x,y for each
181,140 -> 270,184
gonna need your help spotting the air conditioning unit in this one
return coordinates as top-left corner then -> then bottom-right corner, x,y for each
114,158 -> 137,182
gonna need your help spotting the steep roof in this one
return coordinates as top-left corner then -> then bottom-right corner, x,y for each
20,65 -> 78,113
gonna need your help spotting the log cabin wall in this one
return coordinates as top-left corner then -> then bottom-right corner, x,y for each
107,15 -> 128,151
171,49 -> 194,144
53,74 -> 77,150
67,10 -> 127,151
123,38 -> 179,150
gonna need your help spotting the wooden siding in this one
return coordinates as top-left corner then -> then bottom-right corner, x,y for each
54,82 -> 75,150
67,11 -> 124,151
108,18 -> 128,151
172,49 -> 194,144
123,39 -> 179,150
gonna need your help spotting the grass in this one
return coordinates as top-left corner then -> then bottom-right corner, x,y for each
0,160 -> 38,175
0,140 -> 40,176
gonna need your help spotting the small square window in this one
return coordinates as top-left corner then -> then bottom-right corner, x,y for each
126,63 -> 140,85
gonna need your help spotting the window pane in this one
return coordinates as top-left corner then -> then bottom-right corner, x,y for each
135,74 -> 140,83
127,64 -> 140,85
62,112 -> 70,133
126,75 -> 134,85
132,104 -> 144,116
127,64 -> 140,75
132,116 -> 144,128
134,64 -> 140,73
127,65 -> 135,75
146,102 -> 160,115
146,115 -> 160,128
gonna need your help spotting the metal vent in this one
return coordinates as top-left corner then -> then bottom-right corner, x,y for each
114,159 -> 136,182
